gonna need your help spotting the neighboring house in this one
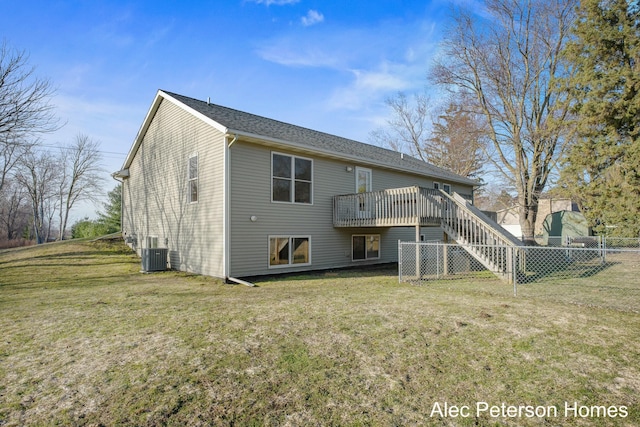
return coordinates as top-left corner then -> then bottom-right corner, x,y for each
114,90 -> 479,280
496,198 -> 580,240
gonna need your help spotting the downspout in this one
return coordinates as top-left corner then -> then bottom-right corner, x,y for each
111,171 -> 126,237
228,133 -> 238,148
223,134 -> 238,281
227,276 -> 256,287
222,134 -> 255,287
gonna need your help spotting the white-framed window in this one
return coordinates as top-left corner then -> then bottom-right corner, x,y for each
272,152 -> 313,204
269,236 -> 311,268
433,182 -> 440,190
146,236 -> 159,248
443,183 -> 451,194
352,234 -> 380,261
188,154 -> 198,203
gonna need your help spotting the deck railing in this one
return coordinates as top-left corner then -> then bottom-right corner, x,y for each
333,186 -> 447,227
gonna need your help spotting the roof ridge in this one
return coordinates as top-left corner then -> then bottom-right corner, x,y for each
162,90 -> 419,157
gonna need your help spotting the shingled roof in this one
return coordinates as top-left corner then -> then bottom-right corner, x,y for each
136,90 -> 477,186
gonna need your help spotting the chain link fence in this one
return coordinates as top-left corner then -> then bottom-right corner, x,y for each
538,235 -> 640,249
398,240 -> 640,312
600,236 -> 640,249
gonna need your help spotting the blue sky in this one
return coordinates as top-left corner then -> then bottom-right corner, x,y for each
2,0 -> 456,217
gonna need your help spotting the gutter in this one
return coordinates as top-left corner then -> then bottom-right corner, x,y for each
111,169 -> 129,180
225,128 -> 478,187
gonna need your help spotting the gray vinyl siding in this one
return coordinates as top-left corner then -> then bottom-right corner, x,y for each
122,99 -> 225,277
228,140 -> 471,277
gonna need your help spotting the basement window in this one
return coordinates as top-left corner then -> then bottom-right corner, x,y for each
269,236 -> 311,267
352,235 -> 380,261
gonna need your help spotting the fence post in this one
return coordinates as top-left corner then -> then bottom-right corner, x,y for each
398,240 -> 402,283
443,243 -> 448,277
436,243 -> 440,279
511,246 -> 518,296
415,243 -> 421,280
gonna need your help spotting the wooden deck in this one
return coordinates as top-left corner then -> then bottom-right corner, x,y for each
335,187 -> 526,283
333,186 -> 455,228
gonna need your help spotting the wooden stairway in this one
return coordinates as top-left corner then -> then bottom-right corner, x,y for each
439,191 -> 522,282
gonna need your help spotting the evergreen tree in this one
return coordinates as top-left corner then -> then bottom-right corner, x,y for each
561,0 -> 640,236
97,184 -> 121,234
70,185 -> 121,239
71,217 -> 109,239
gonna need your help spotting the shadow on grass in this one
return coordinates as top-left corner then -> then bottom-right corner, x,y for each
0,269 -> 142,290
517,253 -> 619,284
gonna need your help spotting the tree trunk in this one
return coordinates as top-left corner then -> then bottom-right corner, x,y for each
519,202 -> 538,245
59,203 -> 70,241
32,207 -> 42,244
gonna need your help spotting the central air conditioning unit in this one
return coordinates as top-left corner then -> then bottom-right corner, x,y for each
141,248 -> 168,272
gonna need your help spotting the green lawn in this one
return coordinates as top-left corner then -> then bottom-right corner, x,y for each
1,239 -> 638,426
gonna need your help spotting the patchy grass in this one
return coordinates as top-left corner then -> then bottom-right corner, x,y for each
0,239 -> 639,426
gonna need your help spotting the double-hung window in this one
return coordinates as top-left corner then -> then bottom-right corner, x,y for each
269,236 -> 311,267
443,183 -> 451,194
188,154 -> 198,203
352,235 -> 380,261
272,152 -> 312,204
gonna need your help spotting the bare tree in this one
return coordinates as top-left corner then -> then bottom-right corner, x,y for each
15,150 -> 60,244
0,178 -> 29,240
0,40 -> 59,192
57,134 -> 104,240
474,183 -> 518,211
370,91 -> 487,179
430,0 -> 576,244
427,96 -> 487,179
1,135 -> 36,194
369,92 -> 431,162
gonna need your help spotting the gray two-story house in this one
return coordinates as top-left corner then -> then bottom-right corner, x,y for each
114,90 -> 480,280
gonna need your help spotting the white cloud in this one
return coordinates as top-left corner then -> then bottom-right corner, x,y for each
327,66 -> 411,111
256,18 -> 439,69
48,93 -> 144,169
256,36 -> 343,68
246,0 -> 299,5
301,10 -> 324,27
258,46 -> 339,68
255,26 -> 378,69
255,17 -> 441,112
